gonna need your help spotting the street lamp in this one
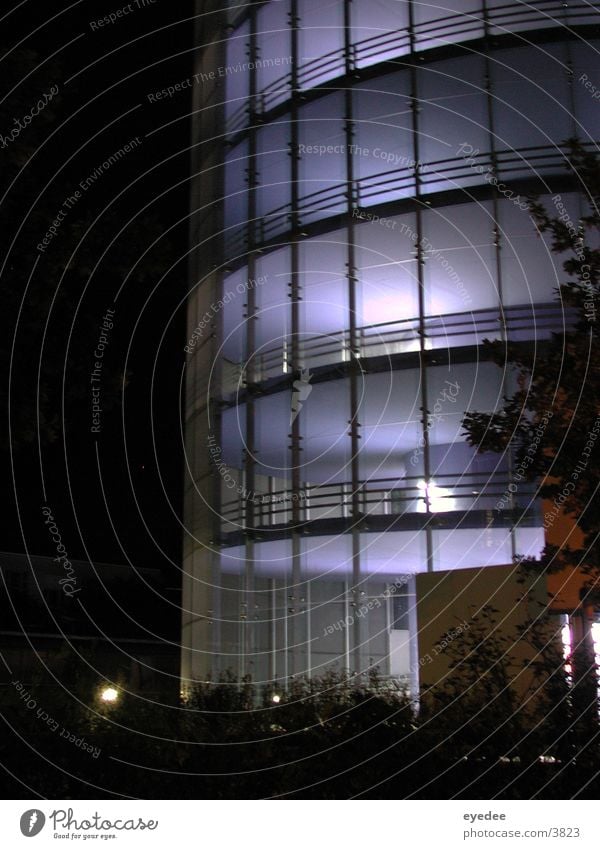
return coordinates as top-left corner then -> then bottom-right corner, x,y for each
100,686 -> 119,704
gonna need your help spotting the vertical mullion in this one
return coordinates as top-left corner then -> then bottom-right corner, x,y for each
410,0 -> 434,573
270,578 -> 277,680
483,0 -> 515,560
344,0 -> 353,76
243,7 -> 259,682
289,0 -> 302,679
344,43 -> 363,677
210,4 -> 229,684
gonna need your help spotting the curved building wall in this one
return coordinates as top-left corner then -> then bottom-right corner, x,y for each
183,0 -> 600,688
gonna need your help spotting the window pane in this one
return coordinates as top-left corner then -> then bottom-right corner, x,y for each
514,526 -> 545,562
491,44 -> 570,180
354,211 -> 420,352
413,0 -> 483,51
301,377 -> 352,485
308,575 -> 349,672
221,405 -> 246,471
568,2 -> 600,26
573,41 -> 600,142
257,0 -> 291,111
432,528 -> 513,570
361,531 -> 428,576
222,267 -> 248,363
224,140 -> 248,256
298,0 -> 345,88
225,20 -> 250,134
298,93 -> 347,224
351,0 -> 411,68
255,247 -> 291,379
299,231 -> 349,363
423,362 -> 507,516
255,391 -> 293,481
256,121 -> 291,240
418,55 -> 489,193
354,71 -> 415,205
487,0 -> 569,36
422,201 -> 497,327
498,194 -> 576,312
425,359 -> 509,515
358,369 -> 422,486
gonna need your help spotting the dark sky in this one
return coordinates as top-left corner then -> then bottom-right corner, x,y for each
2,0 -> 195,586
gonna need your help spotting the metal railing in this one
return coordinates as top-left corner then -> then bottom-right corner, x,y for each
219,470 -> 541,532
222,303 -> 574,387
224,143 -> 585,255
224,1 -> 598,134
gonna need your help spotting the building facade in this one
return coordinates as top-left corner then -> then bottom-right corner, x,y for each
182,0 -> 600,690
0,552 -> 180,699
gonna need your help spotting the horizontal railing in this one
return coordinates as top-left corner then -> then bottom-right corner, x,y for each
224,143 -> 588,255
219,470 -> 541,532
224,1 -> 598,134
222,304 -> 574,388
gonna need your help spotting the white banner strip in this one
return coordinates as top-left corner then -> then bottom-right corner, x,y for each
0,800 -> 598,847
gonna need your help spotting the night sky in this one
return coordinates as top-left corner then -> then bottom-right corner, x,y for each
2,0 -> 195,592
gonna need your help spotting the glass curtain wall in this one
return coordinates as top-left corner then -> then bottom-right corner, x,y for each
186,2 -> 600,684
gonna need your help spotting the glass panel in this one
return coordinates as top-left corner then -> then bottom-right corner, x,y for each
246,575 -> 276,684
247,540 -> 294,680
353,71 -> 415,205
354,210 -> 420,353
254,392 -> 293,525
422,201 -> 498,345
219,407 -> 247,532
298,0 -> 345,88
425,361 -> 505,513
432,527 -> 513,570
299,231 -> 349,368
221,406 -> 246,470
487,0 -> 568,35
514,526 -> 545,562
302,535 -> 353,578
298,93 -> 347,224
217,562 -> 244,667
255,121 -> 291,240
361,575 -> 390,670
572,40 -> 600,142
358,369 -> 422,514
221,267 -> 248,363
361,531 -> 428,576
254,247 -> 291,379
255,391 -> 292,470
413,0 -> 483,51
498,194 -> 577,314
491,44 -> 570,180
351,0 -> 411,68
300,377 -> 351,486
225,20 -> 250,133
224,140 -> 249,255
303,540 -> 351,676
567,2 -> 600,26
427,361 -> 503,445
256,0 -> 292,111
251,539 -> 293,578
225,1 -> 252,25
417,55 -> 489,194
307,574 -> 349,673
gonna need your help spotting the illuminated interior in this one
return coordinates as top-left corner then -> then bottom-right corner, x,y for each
182,0 -> 600,688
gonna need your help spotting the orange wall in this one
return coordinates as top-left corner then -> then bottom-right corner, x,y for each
543,496 -> 587,612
